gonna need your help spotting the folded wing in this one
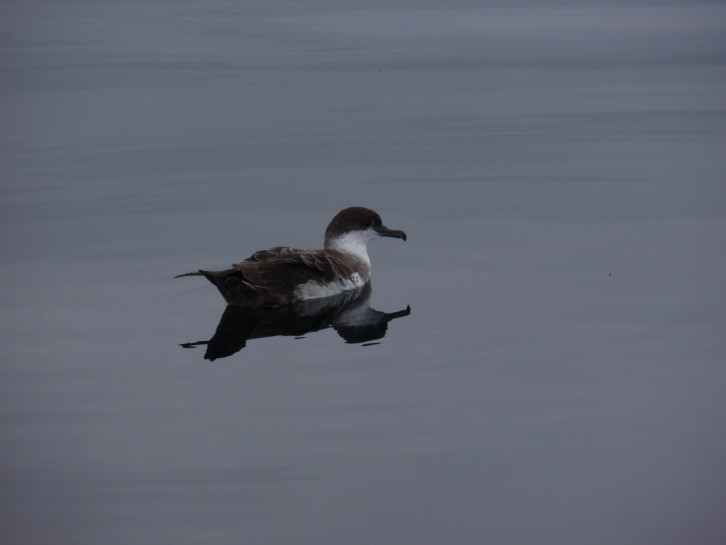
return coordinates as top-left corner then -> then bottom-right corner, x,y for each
232,247 -> 356,301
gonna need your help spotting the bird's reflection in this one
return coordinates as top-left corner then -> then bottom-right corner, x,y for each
181,283 -> 410,360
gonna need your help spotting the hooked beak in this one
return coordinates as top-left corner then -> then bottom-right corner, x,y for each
374,225 -> 407,241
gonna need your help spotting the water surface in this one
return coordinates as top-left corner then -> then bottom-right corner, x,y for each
2,1 -> 725,544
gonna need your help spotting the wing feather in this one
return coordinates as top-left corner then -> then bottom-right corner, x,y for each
230,248 -> 358,298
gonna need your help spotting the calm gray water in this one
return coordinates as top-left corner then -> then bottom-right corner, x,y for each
2,1 -> 725,543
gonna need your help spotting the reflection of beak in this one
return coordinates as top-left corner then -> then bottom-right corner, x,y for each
375,225 -> 407,241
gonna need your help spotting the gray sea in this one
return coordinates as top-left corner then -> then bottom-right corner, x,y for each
2,1 -> 725,544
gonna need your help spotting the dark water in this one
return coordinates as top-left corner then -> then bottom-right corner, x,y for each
2,1 -> 725,543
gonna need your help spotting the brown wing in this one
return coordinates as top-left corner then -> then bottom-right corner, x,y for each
232,248 -> 357,298
244,246 -> 299,261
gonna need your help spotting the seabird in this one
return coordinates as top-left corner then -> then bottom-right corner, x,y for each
175,207 -> 407,306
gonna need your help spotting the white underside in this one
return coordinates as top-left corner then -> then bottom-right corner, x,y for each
327,230 -> 374,268
295,229 -> 376,300
295,272 -> 365,300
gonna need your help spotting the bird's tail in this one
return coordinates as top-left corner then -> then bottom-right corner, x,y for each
174,267 -> 262,305
174,270 -> 206,279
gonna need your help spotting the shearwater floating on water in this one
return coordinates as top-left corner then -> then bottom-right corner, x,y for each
175,207 -> 407,306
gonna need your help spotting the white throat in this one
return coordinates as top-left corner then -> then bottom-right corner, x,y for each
327,229 -> 375,267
